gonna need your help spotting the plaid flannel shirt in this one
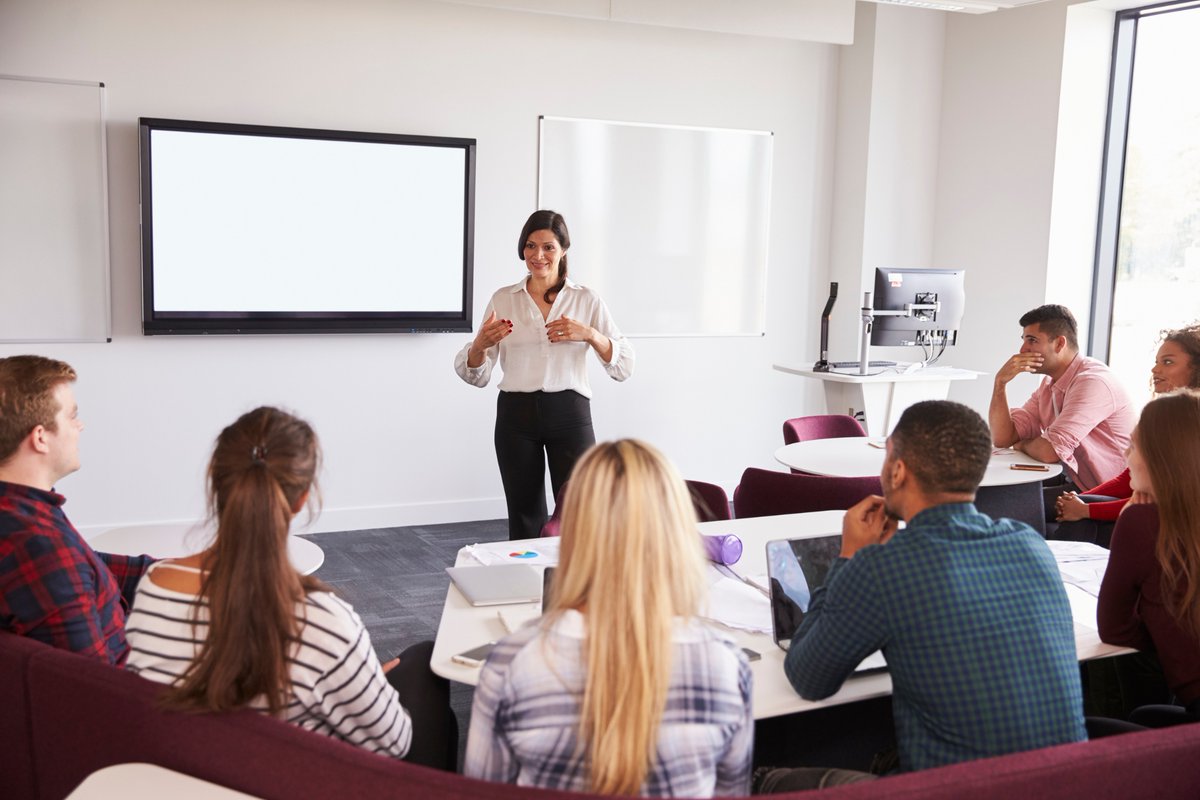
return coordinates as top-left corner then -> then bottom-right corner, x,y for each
0,480 -> 153,664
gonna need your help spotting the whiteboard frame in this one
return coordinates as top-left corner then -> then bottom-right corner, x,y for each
537,115 -> 773,338
0,74 -> 112,343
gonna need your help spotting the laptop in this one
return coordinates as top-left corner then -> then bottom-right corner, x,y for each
446,564 -> 542,607
765,535 -> 887,673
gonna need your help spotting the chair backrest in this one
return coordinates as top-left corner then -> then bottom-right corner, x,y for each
685,480 -> 732,523
540,482 -> 569,537
733,467 -> 882,519
782,414 -> 867,445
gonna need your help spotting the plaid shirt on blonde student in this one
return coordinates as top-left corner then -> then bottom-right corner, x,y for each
0,480 -> 153,665
465,610 -> 753,797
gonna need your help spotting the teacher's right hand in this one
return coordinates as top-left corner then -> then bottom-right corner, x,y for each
468,311 -> 512,366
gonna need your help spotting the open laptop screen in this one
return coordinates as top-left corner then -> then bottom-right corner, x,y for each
766,535 -> 887,672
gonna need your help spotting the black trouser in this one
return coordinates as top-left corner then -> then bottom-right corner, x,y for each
495,390 -> 595,540
386,640 -> 459,771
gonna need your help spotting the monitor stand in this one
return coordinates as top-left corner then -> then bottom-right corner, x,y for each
813,282 -> 838,372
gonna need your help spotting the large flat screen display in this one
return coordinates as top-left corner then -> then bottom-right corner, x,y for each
139,117 -> 475,335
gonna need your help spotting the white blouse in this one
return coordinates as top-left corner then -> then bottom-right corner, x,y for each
454,277 -> 634,397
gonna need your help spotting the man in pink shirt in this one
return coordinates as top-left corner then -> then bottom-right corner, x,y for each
989,305 -> 1134,523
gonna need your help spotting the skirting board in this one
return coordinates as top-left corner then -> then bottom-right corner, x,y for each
77,496 -> 510,541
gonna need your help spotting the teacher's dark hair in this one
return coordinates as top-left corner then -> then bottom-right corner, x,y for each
162,406 -> 327,715
518,210 -> 570,305
889,400 -> 991,495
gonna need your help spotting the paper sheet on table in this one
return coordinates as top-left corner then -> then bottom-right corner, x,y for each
702,570 -> 772,634
1047,540 -> 1109,597
463,538 -> 560,567
1064,583 -> 1099,630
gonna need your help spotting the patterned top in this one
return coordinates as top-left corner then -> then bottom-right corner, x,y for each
1098,503 -> 1200,705
0,480 -> 153,665
785,503 -> 1086,772
454,278 -> 634,397
125,562 -> 412,759
1010,352 -> 1134,488
464,610 -> 753,796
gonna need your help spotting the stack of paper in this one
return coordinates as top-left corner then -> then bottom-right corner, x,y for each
463,538 -> 560,567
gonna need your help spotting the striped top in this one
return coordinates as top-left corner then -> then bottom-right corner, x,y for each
464,610 -> 753,796
124,562 -> 411,759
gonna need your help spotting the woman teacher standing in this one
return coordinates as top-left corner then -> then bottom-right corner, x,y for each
455,210 -> 634,540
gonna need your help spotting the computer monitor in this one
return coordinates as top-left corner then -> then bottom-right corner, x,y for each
870,268 -> 965,348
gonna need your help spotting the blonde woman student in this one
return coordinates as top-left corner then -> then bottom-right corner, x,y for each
464,439 -> 753,796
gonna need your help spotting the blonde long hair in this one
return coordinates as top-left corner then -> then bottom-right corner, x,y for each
548,439 -> 708,796
1137,390 -> 1200,640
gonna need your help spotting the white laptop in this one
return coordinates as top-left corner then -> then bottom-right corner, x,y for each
445,564 -> 542,607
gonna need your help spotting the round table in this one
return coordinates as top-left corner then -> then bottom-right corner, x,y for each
774,438 -> 1061,535
774,439 -> 1062,486
88,523 -> 325,575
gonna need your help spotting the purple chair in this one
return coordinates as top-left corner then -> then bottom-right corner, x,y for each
782,414 -> 867,446
541,479 -> 731,536
732,467 -> 881,519
540,482 -> 569,537
686,480 -> 732,523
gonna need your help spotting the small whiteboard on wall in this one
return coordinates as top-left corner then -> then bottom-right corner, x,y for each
538,116 -> 772,337
0,75 -> 111,342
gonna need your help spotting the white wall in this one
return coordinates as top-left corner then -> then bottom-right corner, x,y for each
0,0 -> 837,535
827,4 -> 948,361
933,0 -> 1080,411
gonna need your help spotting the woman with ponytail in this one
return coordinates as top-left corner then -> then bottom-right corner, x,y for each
454,210 -> 635,540
464,439 -> 753,796
1098,389 -> 1200,725
124,407 -> 456,769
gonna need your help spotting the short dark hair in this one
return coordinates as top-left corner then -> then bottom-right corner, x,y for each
1019,304 -> 1078,350
889,400 -> 991,495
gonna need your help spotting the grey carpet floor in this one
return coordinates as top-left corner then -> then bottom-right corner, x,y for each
305,519 -> 509,766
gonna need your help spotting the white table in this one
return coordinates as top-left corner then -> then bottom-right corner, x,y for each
66,763 -> 259,799
773,363 -> 982,436
774,438 -> 1063,487
430,511 -> 1126,720
89,523 -> 325,576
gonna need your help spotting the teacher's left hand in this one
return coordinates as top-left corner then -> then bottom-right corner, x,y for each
546,316 -> 593,344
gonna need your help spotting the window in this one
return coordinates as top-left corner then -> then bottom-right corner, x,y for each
1091,1 -> 1200,402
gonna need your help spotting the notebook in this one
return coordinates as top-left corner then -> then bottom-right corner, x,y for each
446,564 -> 542,607
765,535 -> 887,673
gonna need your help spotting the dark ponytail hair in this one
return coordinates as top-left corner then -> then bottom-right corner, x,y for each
517,209 -> 570,304
163,406 -> 326,715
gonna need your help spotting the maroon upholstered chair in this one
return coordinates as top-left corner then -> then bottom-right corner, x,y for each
541,479 -> 731,536
732,467 -> 881,519
540,482 -> 569,537
782,414 -> 867,446
686,479 -> 732,523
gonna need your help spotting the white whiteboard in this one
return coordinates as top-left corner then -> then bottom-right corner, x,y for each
0,75 -> 111,342
538,116 -> 772,337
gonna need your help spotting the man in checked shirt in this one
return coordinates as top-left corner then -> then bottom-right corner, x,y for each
0,355 -> 154,664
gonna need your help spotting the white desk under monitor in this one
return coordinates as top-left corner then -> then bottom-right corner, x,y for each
430,510 -> 1125,721
773,363 -> 981,436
